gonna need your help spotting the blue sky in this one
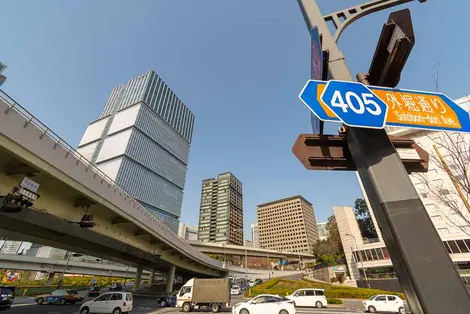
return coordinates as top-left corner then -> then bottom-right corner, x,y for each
1,0 -> 469,239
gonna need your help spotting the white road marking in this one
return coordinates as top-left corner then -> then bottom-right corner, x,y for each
11,303 -> 36,307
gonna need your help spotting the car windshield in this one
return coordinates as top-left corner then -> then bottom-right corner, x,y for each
232,286 -> 239,289
369,295 -> 377,300
0,287 -> 14,296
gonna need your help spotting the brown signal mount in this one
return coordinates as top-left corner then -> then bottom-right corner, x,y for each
292,134 -> 429,173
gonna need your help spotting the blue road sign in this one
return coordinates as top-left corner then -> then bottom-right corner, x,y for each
299,79 -> 470,133
321,80 -> 388,129
310,26 -> 322,134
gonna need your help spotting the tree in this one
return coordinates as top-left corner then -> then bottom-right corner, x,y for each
413,131 -> 470,236
312,216 -> 345,267
354,198 -> 378,239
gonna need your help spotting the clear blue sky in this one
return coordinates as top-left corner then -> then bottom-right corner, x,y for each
1,0 -> 469,239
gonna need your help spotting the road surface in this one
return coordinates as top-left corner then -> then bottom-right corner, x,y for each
9,293 -> 364,314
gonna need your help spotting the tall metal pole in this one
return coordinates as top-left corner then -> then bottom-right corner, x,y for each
57,251 -> 72,289
346,234 -> 370,288
244,231 -> 248,278
296,1 -> 470,313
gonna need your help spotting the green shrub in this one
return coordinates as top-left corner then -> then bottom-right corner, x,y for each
15,285 -> 89,297
327,298 -> 343,304
251,278 -> 405,300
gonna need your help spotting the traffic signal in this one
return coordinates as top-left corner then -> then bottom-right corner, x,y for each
0,187 -> 39,213
366,9 -> 415,87
79,213 -> 96,229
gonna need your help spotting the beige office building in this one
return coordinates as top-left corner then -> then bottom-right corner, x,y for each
257,195 -> 319,253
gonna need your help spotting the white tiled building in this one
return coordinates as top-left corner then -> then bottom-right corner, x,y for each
335,95 -> 470,283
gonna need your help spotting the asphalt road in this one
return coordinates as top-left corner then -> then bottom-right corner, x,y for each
9,295 -> 164,314
8,294 -> 365,314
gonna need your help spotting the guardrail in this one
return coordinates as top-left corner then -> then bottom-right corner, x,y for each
0,90 -> 225,271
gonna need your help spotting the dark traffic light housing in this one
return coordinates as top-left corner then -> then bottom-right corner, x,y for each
79,213 -> 96,229
0,186 -> 40,213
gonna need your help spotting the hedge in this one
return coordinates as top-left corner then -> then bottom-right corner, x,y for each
327,298 -> 343,304
250,278 -> 405,300
14,285 -> 89,296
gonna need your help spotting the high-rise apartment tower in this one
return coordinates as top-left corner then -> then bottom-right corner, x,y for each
198,173 -> 243,245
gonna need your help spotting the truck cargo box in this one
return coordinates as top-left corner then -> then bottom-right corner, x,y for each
192,278 -> 230,304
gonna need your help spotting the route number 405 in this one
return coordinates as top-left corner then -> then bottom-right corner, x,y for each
330,90 -> 382,116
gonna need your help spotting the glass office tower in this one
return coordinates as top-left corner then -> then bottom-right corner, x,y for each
78,70 -> 195,232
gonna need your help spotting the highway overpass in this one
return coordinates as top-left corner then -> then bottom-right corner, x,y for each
187,240 -> 316,259
0,90 -> 281,289
0,254 -> 151,279
0,253 -> 302,281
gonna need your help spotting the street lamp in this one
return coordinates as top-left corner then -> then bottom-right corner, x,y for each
57,252 -> 83,288
345,234 -> 370,288
233,228 -> 247,278
220,243 -> 227,268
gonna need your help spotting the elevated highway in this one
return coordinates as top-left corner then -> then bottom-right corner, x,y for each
187,240 -> 316,259
0,254 -> 151,279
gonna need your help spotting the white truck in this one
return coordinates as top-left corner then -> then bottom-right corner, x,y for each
176,278 -> 231,313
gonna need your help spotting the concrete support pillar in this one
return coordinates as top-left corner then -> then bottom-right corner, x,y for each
46,272 -> 56,286
133,266 -> 143,291
149,268 -> 155,287
166,265 -> 176,293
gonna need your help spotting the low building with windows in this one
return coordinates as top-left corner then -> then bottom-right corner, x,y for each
335,95 -> 470,285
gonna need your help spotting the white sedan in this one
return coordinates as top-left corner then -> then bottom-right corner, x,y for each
231,286 -> 241,295
363,294 -> 405,313
232,294 -> 295,314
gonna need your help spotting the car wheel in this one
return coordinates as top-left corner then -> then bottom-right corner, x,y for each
182,302 -> 192,312
112,307 -> 122,314
210,303 -> 220,313
80,307 -> 90,314
160,300 -> 167,307
60,299 -> 66,305
315,301 -> 323,308
279,310 -> 289,314
368,305 -> 377,313
36,298 -> 44,305
398,307 -> 405,314
239,309 -> 249,314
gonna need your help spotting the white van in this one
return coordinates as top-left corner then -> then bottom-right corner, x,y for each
286,288 -> 327,308
79,292 -> 133,314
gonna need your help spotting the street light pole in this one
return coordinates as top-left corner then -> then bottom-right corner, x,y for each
233,228 -> 248,278
346,234 -> 370,288
57,251 -> 72,289
296,1 -> 470,313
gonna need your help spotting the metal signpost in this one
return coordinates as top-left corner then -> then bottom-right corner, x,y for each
300,79 -> 470,132
310,26 -> 323,134
294,1 -> 470,313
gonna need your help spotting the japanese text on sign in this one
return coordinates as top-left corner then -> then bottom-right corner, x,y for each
372,89 -> 462,129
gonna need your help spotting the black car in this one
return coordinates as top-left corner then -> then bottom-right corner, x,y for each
0,286 -> 15,311
157,292 -> 177,307
87,286 -> 101,298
